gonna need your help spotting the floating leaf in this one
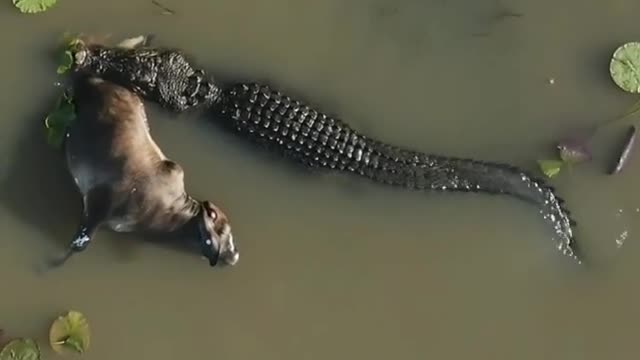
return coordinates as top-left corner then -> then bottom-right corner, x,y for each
537,159 -> 563,178
49,311 -> 90,355
44,92 -> 76,148
610,125 -> 637,175
0,338 -> 40,360
610,42 -> 640,93
12,0 -> 57,13
56,50 -> 73,74
557,137 -> 592,164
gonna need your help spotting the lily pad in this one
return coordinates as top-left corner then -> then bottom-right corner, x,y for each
0,338 -> 40,360
537,159 -> 563,178
610,42 -> 640,93
12,0 -> 57,13
44,92 -> 76,148
49,311 -> 90,355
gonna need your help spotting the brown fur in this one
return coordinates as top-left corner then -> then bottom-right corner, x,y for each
45,75 -> 239,270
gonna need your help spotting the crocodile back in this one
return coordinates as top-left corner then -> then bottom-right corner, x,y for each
71,44 -> 580,263
214,82 -> 579,262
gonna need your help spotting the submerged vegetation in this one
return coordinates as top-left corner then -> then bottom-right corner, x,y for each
0,312 -> 89,359
41,35 -> 88,149
44,90 -> 75,148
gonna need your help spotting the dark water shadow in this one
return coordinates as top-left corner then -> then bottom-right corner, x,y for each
0,37 -> 93,256
0,90 -> 142,269
0,94 -> 80,254
104,225 -> 224,268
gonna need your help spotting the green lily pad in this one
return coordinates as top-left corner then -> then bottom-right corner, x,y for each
44,92 -> 76,148
610,42 -> 640,93
49,311 -> 90,355
537,159 -> 563,178
0,338 -> 40,360
12,0 -> 57,13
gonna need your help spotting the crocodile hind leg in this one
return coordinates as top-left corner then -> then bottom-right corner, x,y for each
41,186 -> 112,271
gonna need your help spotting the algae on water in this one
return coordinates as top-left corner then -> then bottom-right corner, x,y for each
49,311 -> 91,355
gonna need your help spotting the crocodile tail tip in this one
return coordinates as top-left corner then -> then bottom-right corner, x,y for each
523,171 -> 581,264
548,188 -> 581,265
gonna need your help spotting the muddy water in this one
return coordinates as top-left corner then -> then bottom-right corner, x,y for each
2,0 -> 640,359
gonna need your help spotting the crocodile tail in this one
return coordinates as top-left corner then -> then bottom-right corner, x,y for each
213,82 -> 579,262
66,45 -> 579,261
365,147 -> 579,262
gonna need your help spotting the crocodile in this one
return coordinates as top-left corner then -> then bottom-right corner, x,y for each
67,40 -> 580,262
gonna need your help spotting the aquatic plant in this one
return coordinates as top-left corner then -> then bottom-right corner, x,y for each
55,34 -> 86,75
49,311 -> 91,355
44,90 -> 76,148
0,338 -> 40,360
11,0 -> 56,14
536,159 -> 564,178
43,34 -> 154,149
0,311 -> 90,359
610,42 -> 640,93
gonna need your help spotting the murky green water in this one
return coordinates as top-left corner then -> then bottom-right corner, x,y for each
2,0 -> 640,359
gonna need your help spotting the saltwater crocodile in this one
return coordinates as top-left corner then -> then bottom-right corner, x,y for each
67,40 -> 580,262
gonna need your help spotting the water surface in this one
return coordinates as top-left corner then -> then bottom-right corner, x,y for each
2,0 -> 640,359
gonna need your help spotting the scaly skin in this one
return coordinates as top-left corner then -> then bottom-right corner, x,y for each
70,42 -> 580,262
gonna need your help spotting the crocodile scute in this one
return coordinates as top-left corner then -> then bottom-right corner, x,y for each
70,42 -> 580,263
